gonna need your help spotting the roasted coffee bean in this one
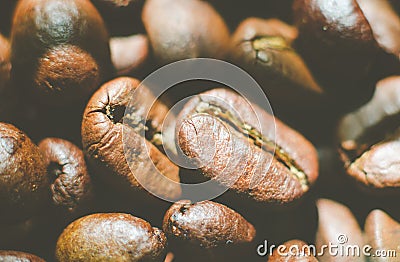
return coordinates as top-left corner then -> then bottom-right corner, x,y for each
82,77 -> 181,200
315,199 -> 364,262
142,0 -> 230,64
292,0 -> 380,108
163,200 -> 255,248
355,0 -> 400,63
0,122 -> 48,222
230,18 -> 323,109
110,34 -> 149,75
176,88 -> 318,203
55,213 -> 167,262
38,138 -> 93,214
338,76 -> 400,189
364,209 -> 400,262
268,239 -> 318,262
0,250 -> 45,262
11,0 -> 112,106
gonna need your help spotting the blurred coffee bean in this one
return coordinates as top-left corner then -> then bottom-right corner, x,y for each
338,76 -> 400,191
0,250 -> 45,262
364,209 -> 400,262
55,213 -> 167,261
293,0 -> 379,111
268,239 -> 318,262
230,18 -> 323,111
315,199 -> 364,262
110,34 -> 149,75
142,0 -> 230,64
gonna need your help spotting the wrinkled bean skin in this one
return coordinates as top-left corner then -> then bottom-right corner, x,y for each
0,122 -> 49,223
142,0 -> 230,64
38,138 -> 93,214
176,88 -> 318,203
55,213 -> 167,262
10,0 -> 113,106
0,250 -> 45,262
82,77 -> 181,200
163,200 -> 255,248
338,76 -> 400,190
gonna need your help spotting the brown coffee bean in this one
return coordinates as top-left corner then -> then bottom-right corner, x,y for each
338,76 -> 400,189
176,88 -> 318,203
364,209 -> 400,262
38,138 -> 92,214
11,0 -> 112,106
55,213 -> 167,262
142,0 -> 230,64
315,199 -> 364,262
356,0 -> 400,62
292,0 -> 379,108
0,122 -> 48,222
82,77 -> 181,200
0,250 -> 45,262
230,18 -> 323,109
268,239 -> 318,262
163,200 -> 255,248
110,34 -> 149,75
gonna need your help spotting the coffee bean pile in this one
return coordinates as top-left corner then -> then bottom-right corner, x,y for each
0,0 -> 399,261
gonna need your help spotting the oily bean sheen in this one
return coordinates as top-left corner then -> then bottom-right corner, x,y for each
176,88 -> 318,203
38,138 -> 92,213
315,199 -> 364,262
230,18 -> 323,108
81,77 -> 181,200
268,239 -> 318,262
0,250 -> 45,262
142,0 -> 230,64
0,122 -> 48,222
163,200 -> 255,249
292,0 -> 379,103
364,209 -> 400,262
110,34 -> 149,75
11,0 -> 112,106
55,213 -> 167,262
338,76 -> 400,189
